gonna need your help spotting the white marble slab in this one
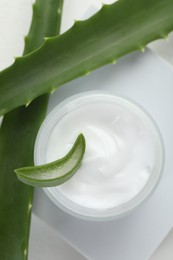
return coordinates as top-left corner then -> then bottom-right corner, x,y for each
33,48 -> 173,260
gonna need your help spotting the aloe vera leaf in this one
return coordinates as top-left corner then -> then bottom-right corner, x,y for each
15,134 -> 86,187
24,0 -> 63,54
0,0 -> 63,259
0,0 -> 173,115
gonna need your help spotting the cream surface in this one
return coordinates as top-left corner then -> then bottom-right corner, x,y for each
46,97 -> 156,210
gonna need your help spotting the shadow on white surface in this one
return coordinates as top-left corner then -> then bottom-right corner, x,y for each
29,214 -> 87,260
150,229 -> 173,260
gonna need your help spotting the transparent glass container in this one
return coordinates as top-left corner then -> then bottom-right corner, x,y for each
34,91 -> 164,221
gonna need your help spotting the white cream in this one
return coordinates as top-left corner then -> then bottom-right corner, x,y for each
45,94 -> 158,210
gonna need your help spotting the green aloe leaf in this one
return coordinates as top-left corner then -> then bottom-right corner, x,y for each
0,0 -> 173,115
15,134 -> 86,187
0,0 -> 63,259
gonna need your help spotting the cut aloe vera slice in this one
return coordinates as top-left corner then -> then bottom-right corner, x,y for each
15,134 -> 86,187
